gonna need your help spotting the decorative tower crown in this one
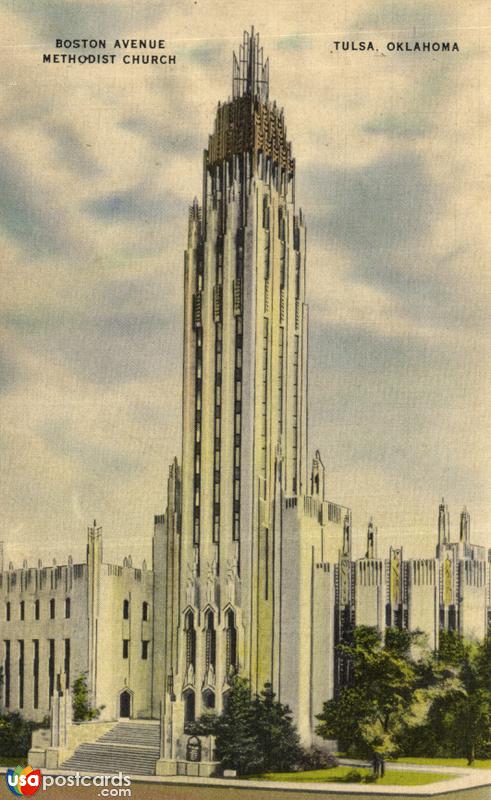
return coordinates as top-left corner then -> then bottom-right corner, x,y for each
207,28 -> 294,175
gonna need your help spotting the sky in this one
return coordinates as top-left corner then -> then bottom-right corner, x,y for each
1,0 -> 490,567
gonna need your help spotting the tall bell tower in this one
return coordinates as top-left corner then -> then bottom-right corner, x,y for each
156,31 -> 346,772
179,25 -> 308,715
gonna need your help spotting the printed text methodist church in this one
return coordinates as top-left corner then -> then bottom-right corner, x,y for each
1,30 -> 489,775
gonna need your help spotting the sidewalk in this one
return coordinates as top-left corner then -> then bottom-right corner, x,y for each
1,763 -> 491,796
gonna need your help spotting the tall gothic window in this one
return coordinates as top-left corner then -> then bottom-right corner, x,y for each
185,610 -> 196,671
204,610 -> 216,672
225,609 -> 237,676
184,690 -> 195,727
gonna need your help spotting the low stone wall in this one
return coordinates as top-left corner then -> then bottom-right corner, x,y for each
29,719 -> 118,769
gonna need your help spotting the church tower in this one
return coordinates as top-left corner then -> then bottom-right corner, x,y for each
157,32 -> 348,769
179,27 -> 308,716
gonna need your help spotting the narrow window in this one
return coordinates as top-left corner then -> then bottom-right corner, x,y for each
204,610 -> 216,671
64,639 -> 70,688
3,639 -> 10,708
6,602 -> 10,622
225,609 -> 237,676
65,597 -> 71,619
20,601 -> 25,621
142,602 -> 149,622
123,599 -> 129,620
33,639 -> 39,709
34,599 -> 40,620
4,640 -> 10,706
141,641 -> 149,660
185,611 -> 196,671
49,598 -> 55,619
18,640 -> 24,708
48,639 -> 55,702
184,690 -> 195,726
122,639 -> 129,659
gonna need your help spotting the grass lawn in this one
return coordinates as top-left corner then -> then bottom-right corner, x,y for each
395,757 -> 491,770
246,766 -> 455,786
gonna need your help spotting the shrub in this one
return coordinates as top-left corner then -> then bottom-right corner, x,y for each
296,746 -> 339,770
72,673 -> 103,722
344,769 -> 363,783
0,713 -> 43,758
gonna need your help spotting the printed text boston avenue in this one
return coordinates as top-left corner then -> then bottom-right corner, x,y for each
42,39 -> 177,64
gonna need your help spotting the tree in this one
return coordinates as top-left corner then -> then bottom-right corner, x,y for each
0,712 -> 48,758
423,637 -> 491,764
437,630 -> 468,667
253,683 -> 303,772
188,675 -> 303,774
72,673 -> 103,722
391,631 -> 491,764
188,675 -> 262,774
316,626 -> 427,776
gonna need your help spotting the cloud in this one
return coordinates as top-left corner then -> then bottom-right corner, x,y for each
0,349 -> 17,393
0,146 -> 76,258
0,0 -> 489,566
85,185 -> 182,223
363,113 -> 432,140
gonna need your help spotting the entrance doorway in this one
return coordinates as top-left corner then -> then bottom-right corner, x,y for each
119,690 -> 131,718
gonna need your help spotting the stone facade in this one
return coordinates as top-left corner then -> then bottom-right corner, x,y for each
0,523 -> 153,723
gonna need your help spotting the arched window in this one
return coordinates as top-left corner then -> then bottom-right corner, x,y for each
123,599 -> 129,620
65,597 -> 71,619
225,609 -> 237,676
184,610 -> 196,671
50,598 -> 55,619
142,601 -> 149,621
34,599 -> 40,620
204,610 -> 216,671
202,689 -> 215,710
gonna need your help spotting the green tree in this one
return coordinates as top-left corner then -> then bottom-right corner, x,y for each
72,673 -> 103,722
393,631 -> 491,763
316,626 -> 427,775
0,712 -> 48,758
188,675 -> 302,774
424,637 -> 491,764
188,675 -> 262,774
438,630 -> 468,667
253,682 -> 303,772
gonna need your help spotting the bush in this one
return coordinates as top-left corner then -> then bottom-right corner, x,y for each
72,674 -> 103,722
344,769 -> 363,783
0,713 -> 47,758
296,746 -> 339,770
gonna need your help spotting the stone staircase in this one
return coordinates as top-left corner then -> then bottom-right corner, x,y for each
60,721 -> 160,776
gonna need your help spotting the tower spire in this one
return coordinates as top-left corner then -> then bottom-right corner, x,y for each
438,498 -> 450,547
232,27 -> 269,102
342,512 -> 351,558
366,518 -> 377,559
460,506 -> 470,543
